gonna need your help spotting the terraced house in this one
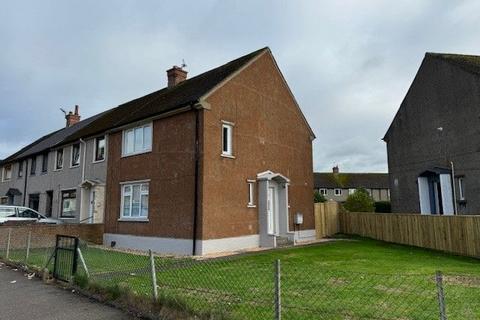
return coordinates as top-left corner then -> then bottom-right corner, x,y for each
1,47 -> 315,255
0,106 -> 107,223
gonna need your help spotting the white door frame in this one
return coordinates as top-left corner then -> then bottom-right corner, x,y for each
88,188 -> 96,224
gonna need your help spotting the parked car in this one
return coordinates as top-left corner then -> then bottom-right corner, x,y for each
0,206 -> 62,225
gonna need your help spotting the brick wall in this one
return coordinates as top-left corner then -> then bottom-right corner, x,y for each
0,224 -> 104,249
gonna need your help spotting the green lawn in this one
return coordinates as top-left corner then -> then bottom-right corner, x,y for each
7,237 -> 480,319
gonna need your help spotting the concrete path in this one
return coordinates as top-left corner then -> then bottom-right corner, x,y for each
0,264 -> 134,320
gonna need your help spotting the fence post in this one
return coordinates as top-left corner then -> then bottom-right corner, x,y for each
25,231 -> 31,263
149,250 -> 158,301
6,228 -> 11,260
274,259 -> 281,320
435,271 -> 447,320
77,248 -> 90,278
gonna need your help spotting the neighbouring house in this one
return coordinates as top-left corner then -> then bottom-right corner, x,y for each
384,52 -> 480,215
0,106 -> 108,223
2,47 -> 315,255
314,166 -> 390,202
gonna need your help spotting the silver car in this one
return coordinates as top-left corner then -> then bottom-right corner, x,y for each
0,206 -> 62,225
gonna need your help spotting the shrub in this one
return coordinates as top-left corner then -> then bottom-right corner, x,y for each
375,201 -> 391,213
343,188 -> 375,212
314,191 -> 327,203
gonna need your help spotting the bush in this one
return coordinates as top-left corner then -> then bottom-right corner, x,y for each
343,188 -> 375,212
375,201 -> 391,213
314,191 -> 327,203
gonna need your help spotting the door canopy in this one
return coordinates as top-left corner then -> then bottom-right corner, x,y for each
257,170 -> 289,183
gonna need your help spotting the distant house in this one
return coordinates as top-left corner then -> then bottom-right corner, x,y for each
314,166 -> 390,202
384,52 -> 480,215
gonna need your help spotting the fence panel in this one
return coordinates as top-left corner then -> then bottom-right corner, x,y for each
340,212 -> 480,258
314,201 -> 340,239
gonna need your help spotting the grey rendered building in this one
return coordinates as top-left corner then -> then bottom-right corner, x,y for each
384,53 -> 480,215
0,106 -> 107,223
314,166 -> 390,202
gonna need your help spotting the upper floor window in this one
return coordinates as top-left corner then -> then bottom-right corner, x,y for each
41,153 -> 48,173
94,136 -> 106,162
334,189 -> 342,196
458,177 -> 465,201
71,143 -> 80,167
319,188 -> 327,195
122,124 -> 152,156
121,182 -> 149,219
30,156 -> 37,175
2,164 -> 12,181
247,180 -> 256,207
55,149 -> 64,170
348,188 -> 356,195
18,161 -> 24,178
221,122 -> 234,157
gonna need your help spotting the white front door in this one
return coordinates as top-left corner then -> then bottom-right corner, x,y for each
267,186 -> 275,234
89,189 -> 96,223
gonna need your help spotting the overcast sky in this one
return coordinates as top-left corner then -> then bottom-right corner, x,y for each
1,1 -> 480,172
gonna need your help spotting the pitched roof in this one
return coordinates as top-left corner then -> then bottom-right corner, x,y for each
1,47 -> 270,164
427,52 -> 480,75
64,47 -> 269,143
314,172 -> 389,189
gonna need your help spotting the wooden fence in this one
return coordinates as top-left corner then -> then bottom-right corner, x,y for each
340,212 -> 480,258
314,201 -> 340,239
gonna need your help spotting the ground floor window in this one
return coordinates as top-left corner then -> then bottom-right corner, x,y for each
0,197 -> 8,205
247,180 -> 255,207
121,182 -> 149,219
61,190 -> 77,218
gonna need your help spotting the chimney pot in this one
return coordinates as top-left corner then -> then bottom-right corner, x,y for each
332,165 -> 339,174
167,66 -> 187,88
65,105 -> 81,127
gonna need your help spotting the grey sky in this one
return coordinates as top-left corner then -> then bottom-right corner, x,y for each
1,1 -> 480,172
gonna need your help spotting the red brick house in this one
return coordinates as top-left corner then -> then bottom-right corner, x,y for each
70,47 -> 315,255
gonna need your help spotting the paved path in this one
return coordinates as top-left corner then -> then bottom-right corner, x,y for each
0,264 -> 134,320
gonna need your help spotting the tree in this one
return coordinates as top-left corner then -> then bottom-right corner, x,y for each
314,190 -> 327,203
343,188 -> 375,212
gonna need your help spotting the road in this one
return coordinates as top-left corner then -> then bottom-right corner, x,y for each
0,264 -> 135,320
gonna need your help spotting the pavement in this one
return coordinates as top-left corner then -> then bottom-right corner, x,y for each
0,263 -> 134,320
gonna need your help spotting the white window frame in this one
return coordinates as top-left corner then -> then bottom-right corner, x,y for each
120,180 -> 150,221
221,121 -> 234,158
247,180 -> 256,208
70,143 -> 81,168
348,188 -> 356,195
55,148 -> 64,171
60,189 -> 77,219
458,177 -> 465,201
334,188 -> 342,196
2,165 -> 12,181
122,123 -> 152,157
93,136 -> 106,163
319,188 -> 327,196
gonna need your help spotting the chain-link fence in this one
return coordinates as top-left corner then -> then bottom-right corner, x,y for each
0,227 -> 479,319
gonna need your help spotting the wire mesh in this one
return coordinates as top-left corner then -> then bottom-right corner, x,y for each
0,227 -> 479,320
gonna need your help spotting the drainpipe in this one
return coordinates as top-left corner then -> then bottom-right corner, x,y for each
79,139 -> 87,222
192,107 -> 200,256
450,161 -> 458,215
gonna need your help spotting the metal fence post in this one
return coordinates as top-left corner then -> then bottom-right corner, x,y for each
436,271 -> 447,320
25,231 -> 31,263
275,259 -> 281,320
149,250 -> 158,301
6,228 -> 11,260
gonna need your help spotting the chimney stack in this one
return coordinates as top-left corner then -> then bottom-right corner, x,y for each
166,66 -> 187,88
332,165 -> 339,174
65,105 -> 81,127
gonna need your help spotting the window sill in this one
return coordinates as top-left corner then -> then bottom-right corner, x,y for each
121,150 -> 152,158
93,159 -> 105,164
247,205 -> 256,208
118,218 -> 149,223
221,154 -> 235,159
60,217 -> 76,219
70,165 -> 80,169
